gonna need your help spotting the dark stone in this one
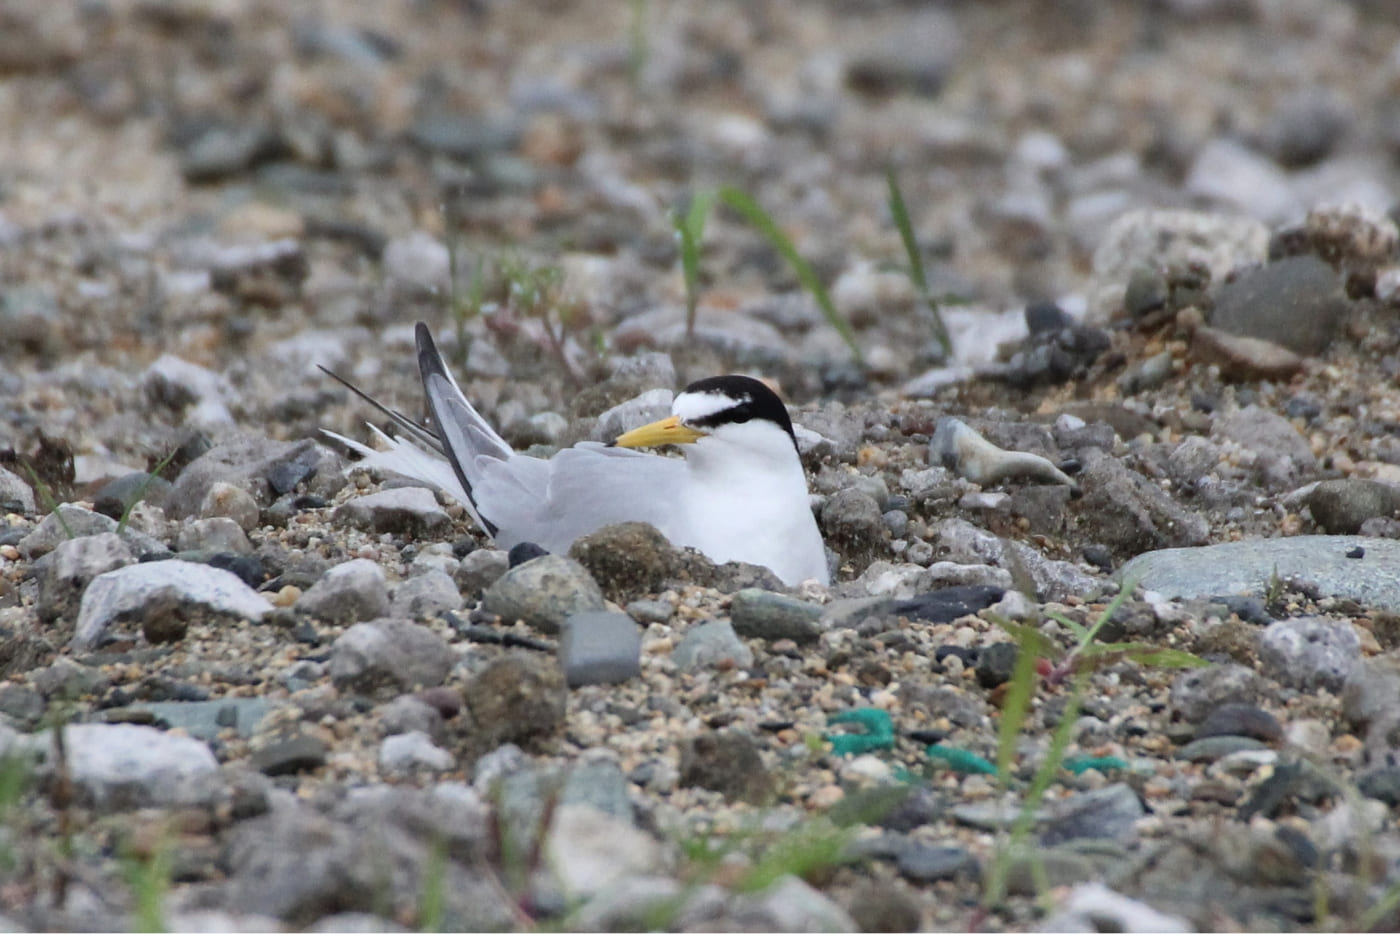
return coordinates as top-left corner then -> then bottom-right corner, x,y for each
1357,767 -> 1400,806
508,541 -> 549,567
975,642 -> 1019,689
889,585 -> 1005,623
1039,783 -> 1145,845
678,730 -> 773,805
206,552 -> 266,589
461,651 -> 567,749
92,472 -> 174,519
1237,761 -> 1341,822
819,488 -> 891,574
1305,479 -> 1400,535
1195,703 -> 1283,744
1025,300 -> 1074,334
250,734 -> 329,776
896,842 -> 980,883
568,522 -> 682,602
1210,255 -> 1346,356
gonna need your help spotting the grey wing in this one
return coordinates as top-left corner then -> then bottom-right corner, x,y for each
472,443 -> 689,552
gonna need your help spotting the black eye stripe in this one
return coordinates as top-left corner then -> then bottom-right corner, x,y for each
679,375 -> 798,453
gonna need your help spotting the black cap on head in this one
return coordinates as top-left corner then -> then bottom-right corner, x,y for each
680,375 -> 797,449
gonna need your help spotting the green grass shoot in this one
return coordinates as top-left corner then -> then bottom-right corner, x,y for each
885,166 -> 952,357
672,189 -> 715,342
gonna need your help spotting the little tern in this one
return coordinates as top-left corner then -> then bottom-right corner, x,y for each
323,323 -> 830,586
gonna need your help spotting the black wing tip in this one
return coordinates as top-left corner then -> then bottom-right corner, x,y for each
416,322 -> 448,380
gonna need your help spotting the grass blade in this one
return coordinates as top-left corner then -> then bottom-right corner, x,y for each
716,185 -> 863,365
885,166 -> 951,356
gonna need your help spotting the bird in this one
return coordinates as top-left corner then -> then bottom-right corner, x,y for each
321,322 -> 830,586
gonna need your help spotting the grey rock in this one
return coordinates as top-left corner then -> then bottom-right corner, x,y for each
1040,882 -> 1193,933
249,734 -> 328,775
1087,209 -> 1268,323
0,284 -> 61,356
409,113 -> 519,160
572,876 -> 692,933
1195,703 -> 1283,743
1213,404 -> 1317,488
0,464 -> 35,514
1190,325 -> 1306,382
1041,784 -> 1145,847
1169,663 -> 1264,723
197,480 -> 261,531
1258,616 -> 1361,692
379,695 -> 446,743
175,516 -> 253,554
0,684 -> 45,725
546,803 -> 664,899
481,554 -> 605,635
329,618 -> 453,696
626,599 -> 674,625
19,504 -> 166,560
71,560 -> 273,652
589,388 -> 674,442
179,122 -> 276,181
1075,449 -> 1209,557
144,354 -> 236,428
1121,536 -> 1400,612
723,874 -> 858,933
31,722 -> 220,812
1176,735 -> 1271,762
1263,88 -> 1351,168
1211,256 -> 1346,356
674,620 -> 753,671
298,558 -> 391,625
729,588 -> 822,644
93,471 -> 173,520
1185,137 -> 1298,225
1341,656 -> 1400,734
461,651 -> 567,748
0,633 -> 55,680
569,522 -> 683,602
894,843 -> 980,882
381,230 -> 449,294
927,517 -> 1100,602
845,7 -> 960,98
166,437 -> 345,520
135,698 -> 271,741
224,793 -> 511,930
390,570 -> 462,619
455,548 -> 509,594
678,730 -> 773,805
1165,435 -> 1225,488
334,486 -> 450,536
559,611 -> 641,687
819,488 -> 890,573
974,641 -> 1019,689
1004,846 -> 1099,897
379,730 -> 454,776
28,656 -> 109,700
1305,478 -> 1400,534
35,532 -> 134,624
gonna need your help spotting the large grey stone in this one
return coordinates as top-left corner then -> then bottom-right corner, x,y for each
298,558 -> 391,624
334,486 -> 450,536
1120,536 -> 1400,613
482,554 -> 605,635
1210,255 -> 1347,356
71,560 -> 273,652
1258,616 -> 1362,693
329,618 -> 454,696
35,532 -> 134,624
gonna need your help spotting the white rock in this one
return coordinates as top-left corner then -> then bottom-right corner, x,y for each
382,230 -> 450,294
72,560 -> 273,651
1041,882 -> 1193,933
1186,138 -> 1300,225
546,804 -> 665,899
379,730 -> 455,776
144,354 -> 236,429
591,388 -> 674,442
37,723 -> 220,812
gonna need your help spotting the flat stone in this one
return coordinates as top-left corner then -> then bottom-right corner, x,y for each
71,560 -> 273,652
729,588 -> 822,643
481,554 -> 605,635
334,486 -> 450,536
135,698 -> 272,741
894,842 -> 980,882
1039,783 -> 1145,845
673,620 -> 753,671
1176,735 -> 1271,763
1305,479 -> 1400,534
1210,255 -> 1346,356
1258,616 -> 1361,692
298,558 -> 391,625
329,618 -> 454,697
250,733 -> 328,776
559,611 -> 641,687
1121,536 -> 1400,613
390,570 -> 462,619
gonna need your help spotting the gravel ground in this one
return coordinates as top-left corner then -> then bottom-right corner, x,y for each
4,1 -> 1400,931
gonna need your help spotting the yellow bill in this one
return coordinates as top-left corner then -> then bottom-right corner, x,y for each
609,414 -> 705,448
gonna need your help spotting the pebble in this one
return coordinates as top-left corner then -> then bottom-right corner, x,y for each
71,560 -> 273,652
176,516 -> 253,554
1169,663 -> 1264,723
1039,783 -> 1145,845
546,804 -> 664,899
198,481 -> 262,531
1176,735 -> 1271,763
380,230 -> 449,294
334,486 -> 451,536
249,733 -> 329,776
297,558 -> 391,625
678,730 -> 773,805
35,531 -> 134,624
379,730 -> 454,776
455,548 -> 509,594
672,620 -> 754,671
559,611 -> 642,687
1120,536 -> 1400,613
328,619 -> 454,697
1189,325 -> 1305,382
893,842 -> 980,883
0,465 -> 35,514
1257,616 -> 1362,693
1040,882 -> 1193,933
931,417 -> 1076,489
378,696 -> 446,742
94,472 -> 173,520
460,652 -> 567,748
481,554 -> 605,635
568,522 -> 682,602
1304,478 -> 1400,534
729,588 -> 823,644
1076,449 -> 1210,556
389,570 -> 462,619
1194,704 -> 1283,744
19,722 -> 222,812
1210,255 -> 1347,356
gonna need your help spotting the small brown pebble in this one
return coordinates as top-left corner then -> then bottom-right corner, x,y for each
416,685 -> 462,719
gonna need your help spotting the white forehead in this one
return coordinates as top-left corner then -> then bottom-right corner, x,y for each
673,388 -> 748,421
